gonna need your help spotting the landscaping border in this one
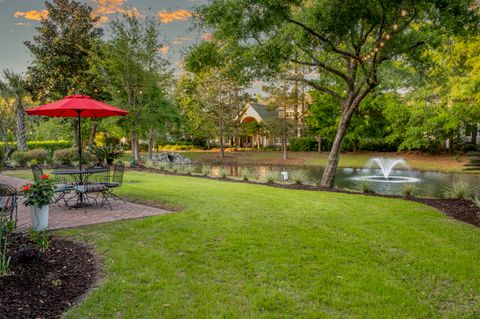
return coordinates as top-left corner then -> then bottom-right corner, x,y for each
0,234 -> 103,319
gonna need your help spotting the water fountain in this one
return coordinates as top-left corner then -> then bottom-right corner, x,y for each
353,157 -> 420,183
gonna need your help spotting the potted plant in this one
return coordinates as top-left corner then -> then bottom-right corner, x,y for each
21,174 -> 55,231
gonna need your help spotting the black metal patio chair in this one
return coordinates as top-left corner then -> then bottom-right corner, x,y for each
100,163 -> 126,208
0,184 -> 17,228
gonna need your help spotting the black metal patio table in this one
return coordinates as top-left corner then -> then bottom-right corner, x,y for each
51,167 -> 109,208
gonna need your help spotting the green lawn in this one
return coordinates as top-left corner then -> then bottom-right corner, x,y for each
35,171 -> 480,318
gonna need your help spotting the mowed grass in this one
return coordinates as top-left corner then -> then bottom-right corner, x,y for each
42,171 -> 480,318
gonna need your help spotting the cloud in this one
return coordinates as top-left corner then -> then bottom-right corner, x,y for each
91,0 -> 140,24
95,15 -> 110,25
15,22 -> 32,27
157,9 -> 192,23
158,46 -> 169,54
14,9 -> 48,21
171,36 -> 192,45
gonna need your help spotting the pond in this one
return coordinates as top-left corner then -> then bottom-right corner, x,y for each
201,164 -> 480,198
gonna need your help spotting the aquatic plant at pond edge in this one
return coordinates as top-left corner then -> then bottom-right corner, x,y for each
443,181 -> 476,200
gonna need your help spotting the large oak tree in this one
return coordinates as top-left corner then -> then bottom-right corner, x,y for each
196,0 -> 480,187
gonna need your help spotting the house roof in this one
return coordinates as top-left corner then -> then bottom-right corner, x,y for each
249,103 -> 277,121
238,102 -> 277,123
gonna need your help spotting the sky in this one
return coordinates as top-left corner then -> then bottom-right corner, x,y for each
0,0 -> 210,76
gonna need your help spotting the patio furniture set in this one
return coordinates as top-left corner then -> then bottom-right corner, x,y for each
32,163 -> 125,210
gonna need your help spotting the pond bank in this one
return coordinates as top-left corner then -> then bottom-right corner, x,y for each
135,166 -> 480,228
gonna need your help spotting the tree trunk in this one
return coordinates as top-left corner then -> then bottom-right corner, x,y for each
320,113 -> 352,188
472,125 -> 477,145
88,120 -> 98,150
219,117 -> 225,158
317,135 -> 322,153
131,130 -> 140,162
282,136 -> 288,160
147,131 -> 154,161
15,99 -> 27,151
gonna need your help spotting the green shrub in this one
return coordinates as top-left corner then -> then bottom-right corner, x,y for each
219,167 -> 227,178
159,144 -> 198,151
356,180 -> 372,193
265,171 -> 277,183
473,197 -> 480,209
27,149 -> 48,164
401,183 -> 417,197
201,165 -> 210,176
289,138 -> 317,152
443,181 -> 476,200
11,151 -> 30,166
94,145 -> 123,165
291,171 -> 308,185
240,168 -> 252,181
6,159 -> 19,168
183,165 -> 195,175
53,148 -> 96,165
157,162 -> 167,171
0,140 -> 71,153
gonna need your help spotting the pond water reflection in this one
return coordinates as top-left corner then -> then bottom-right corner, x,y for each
203,164 -> 480,198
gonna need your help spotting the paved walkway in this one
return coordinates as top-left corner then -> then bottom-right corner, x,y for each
0,174 -> 172,231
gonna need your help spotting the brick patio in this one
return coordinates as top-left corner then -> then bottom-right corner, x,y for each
1,174 -> 172,231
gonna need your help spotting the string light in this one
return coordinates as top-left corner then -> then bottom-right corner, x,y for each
356,7 -> 409,63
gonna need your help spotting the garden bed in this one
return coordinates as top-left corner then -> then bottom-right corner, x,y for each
0,233 -> 100,319
135,166 -> 480,228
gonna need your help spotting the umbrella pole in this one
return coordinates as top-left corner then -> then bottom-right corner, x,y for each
77,111 -> 82,170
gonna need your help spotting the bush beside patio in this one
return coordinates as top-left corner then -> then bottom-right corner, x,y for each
59,172 -> 480,318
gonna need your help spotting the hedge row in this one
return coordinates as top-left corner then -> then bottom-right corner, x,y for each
0,140 -> 71,153
8,147 -> 97,167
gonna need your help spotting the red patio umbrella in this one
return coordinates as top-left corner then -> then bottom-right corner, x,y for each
26,94 -> 129,169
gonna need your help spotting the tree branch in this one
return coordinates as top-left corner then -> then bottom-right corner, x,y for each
287,18 -> 356,59
283,75 -> 344,104
295,46 -> 353,88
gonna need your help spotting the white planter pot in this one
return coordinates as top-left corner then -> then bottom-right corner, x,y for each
30,205 -> 49,231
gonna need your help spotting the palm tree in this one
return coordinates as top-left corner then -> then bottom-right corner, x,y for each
0,70 -> 28,151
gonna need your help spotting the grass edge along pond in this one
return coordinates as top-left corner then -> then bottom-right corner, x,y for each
54,172 -> 479,318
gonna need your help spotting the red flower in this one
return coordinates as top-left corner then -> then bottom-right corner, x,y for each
22,184 -> 32,192
40,174 -> 49,180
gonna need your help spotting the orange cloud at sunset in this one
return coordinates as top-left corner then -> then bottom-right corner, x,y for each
91,0 -> 140,24
14,9 -> 48,21
157,9 -> 192,23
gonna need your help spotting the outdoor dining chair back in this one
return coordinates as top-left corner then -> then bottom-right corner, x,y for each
99,163 -> 126,209
0,184 -> 17,228
110,163 -> 125,187
31,164 -> 43,181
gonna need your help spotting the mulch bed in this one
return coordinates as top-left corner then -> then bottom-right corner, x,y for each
0,233 -> 99,319
135,165 -> 480,228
